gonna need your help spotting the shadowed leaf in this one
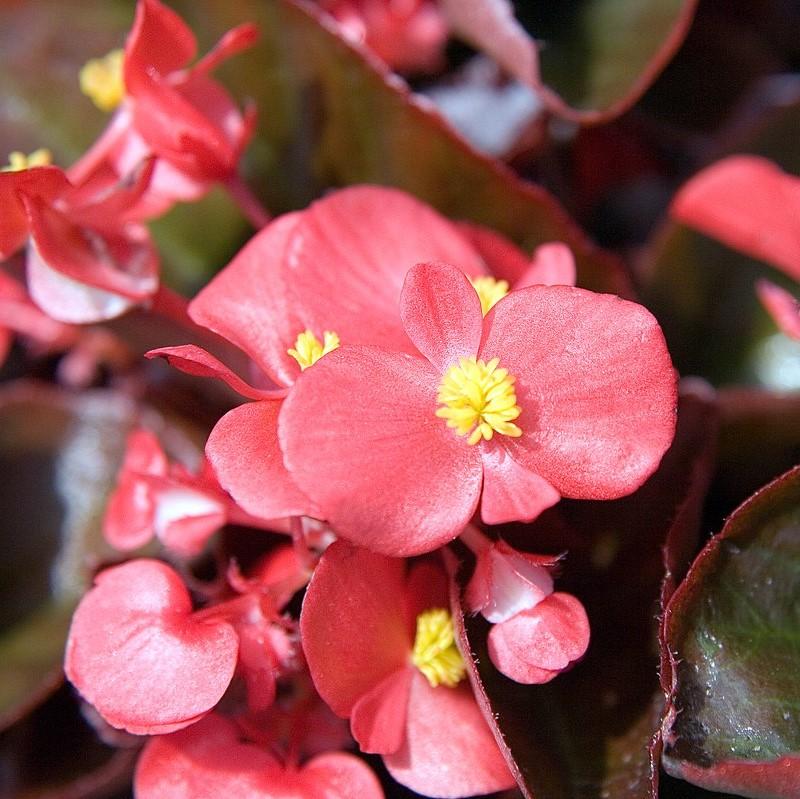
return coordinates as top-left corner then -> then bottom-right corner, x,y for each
661,465 -> 800,797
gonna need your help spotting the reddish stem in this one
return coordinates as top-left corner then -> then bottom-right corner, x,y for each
224,173 -> 271,229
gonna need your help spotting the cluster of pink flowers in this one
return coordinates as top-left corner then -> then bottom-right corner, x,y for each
1,2 -> 685,796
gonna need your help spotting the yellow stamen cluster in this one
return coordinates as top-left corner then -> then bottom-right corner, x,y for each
287,330 -> 340,370
2,149 -> 53,172
411,608 -> 466,688
470,275 -> 509,316
80,49 -> 125,112
436,356 -> 522,445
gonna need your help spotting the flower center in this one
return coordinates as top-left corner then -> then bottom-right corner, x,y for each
80,49 -> 125,112
287,329 -> 340,370
436,356 -> 522,445
411,608 -> 466,688
469,276 -> 509,316
2,149 -> 52,172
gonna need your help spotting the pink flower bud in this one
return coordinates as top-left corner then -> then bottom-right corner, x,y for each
465,539 -> 558,623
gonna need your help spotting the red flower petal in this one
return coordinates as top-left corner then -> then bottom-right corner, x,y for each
103,429 -> 167,550
384,671 -> 515,798
26,240 -> 139,323
206,400 -> 315,519
151,485 -> 227,556
481,285 -> 677,499
0,166 -> 69,258
282,186 -> 486,354
280,347 -> 482,555
134,714 -> 279,799
350,667 -> 413,754
24,196 -> 158,319
299,751 -> 385,799
188,213 -> 303,388
479,442 -> 560,525
400,262 -> 483,372
65,559 -> 238,734
671,155 -> 800,282
756,279 -> 800,340
146,345 -> 287,401
137,714 -> 385,799
404,559 -> 450,624
457,222 -> 530,284
515,242 -> 577,288
300,542 -> 411,716
124,0 -> 197,89
487,592 -> 590,684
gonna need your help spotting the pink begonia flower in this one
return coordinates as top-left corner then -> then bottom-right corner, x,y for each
135,712 -> 384,799
301,541 -> 515,798
71,0 -> 258,218
318,0 -> 448,74
464,534 -> 589,683
148,186 -> 578,522
280,261 -> 677,556
104,428 -> 287,557
0,158 -> 159,322
671,155 -> 800,338
66,552 -> 304,732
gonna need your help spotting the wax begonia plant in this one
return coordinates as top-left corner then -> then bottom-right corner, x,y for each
8,1 -> 799,798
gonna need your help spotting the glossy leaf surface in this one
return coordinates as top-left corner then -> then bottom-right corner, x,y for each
661,465 -> 800,798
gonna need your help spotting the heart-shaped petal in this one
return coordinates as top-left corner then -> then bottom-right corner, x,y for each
65,559 -> 239,734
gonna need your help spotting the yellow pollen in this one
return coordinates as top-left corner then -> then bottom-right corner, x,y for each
436,356 -> 522,445
2,149 -> 53,172
80,49 -> 125,112
469,275 -> 509,316
287,329 -> 340,370
411,608 -> 466,688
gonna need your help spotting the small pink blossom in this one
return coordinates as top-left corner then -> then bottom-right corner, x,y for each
65,559 -> 239,735
465,534 -> 590,683
0,159 -> 159,322
488,591 -> 590,684
301,541 -> 514,798
71,0 -> 258,217
104,428 -> 286,557
65,551 -> 307,732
